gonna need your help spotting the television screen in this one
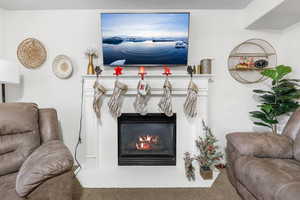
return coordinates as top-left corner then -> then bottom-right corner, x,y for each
101,13 -> 190,66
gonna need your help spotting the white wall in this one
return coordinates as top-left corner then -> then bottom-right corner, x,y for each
280,23 -> 300,76
0,8 -> 4,57
0,8 -> 5,102
3,9 -> 284,156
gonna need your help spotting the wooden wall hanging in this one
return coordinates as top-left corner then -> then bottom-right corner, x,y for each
17,38 -> 47,68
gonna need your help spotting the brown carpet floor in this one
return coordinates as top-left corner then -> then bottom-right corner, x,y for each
72,169 -> 241,200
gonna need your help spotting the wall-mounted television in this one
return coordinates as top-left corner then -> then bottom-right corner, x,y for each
101,13 -> 190,66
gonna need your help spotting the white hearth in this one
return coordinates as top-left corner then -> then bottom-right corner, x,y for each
77,72 -> 219,188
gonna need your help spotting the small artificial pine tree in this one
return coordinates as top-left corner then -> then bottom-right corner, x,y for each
195,120 -> 223,170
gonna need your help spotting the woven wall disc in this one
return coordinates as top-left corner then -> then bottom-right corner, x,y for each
17,38 -> 47,68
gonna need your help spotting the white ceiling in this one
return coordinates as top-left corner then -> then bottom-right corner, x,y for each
247,0 -> 300,30
0,0 -> 253,10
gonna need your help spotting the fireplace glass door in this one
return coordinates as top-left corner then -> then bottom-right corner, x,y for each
118,113 -> 176,166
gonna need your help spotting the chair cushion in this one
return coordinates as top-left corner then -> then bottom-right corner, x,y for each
0,103 -> 40,176
0,173 -> 23,200
295,133 -> 300,161
226,132 -> 293,159
282,108 -> 300,140
235,156 -> 300,200
16,140 -> 74,197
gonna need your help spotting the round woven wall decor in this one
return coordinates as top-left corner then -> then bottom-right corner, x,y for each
17,38 -> 47,68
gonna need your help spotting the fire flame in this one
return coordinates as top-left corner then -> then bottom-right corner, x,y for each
136,135 -> 159,150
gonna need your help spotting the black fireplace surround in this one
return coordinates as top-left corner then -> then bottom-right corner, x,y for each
118,113 -> 176,166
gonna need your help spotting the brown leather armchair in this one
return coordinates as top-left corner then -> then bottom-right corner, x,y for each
226,109 -> 300,200
0,103 -> 74,200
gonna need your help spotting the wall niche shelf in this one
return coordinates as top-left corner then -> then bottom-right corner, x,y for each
228,39 -> 277,84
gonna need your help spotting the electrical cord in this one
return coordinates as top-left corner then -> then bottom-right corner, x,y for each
74,78 -> 84,177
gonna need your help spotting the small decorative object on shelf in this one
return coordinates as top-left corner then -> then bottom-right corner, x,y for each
254,59 -> 269,69
107,66 -> 128,118
195,120 -> 223,180
134,66 -> 151,115
250,65 -> 300,134
85,48 -> 98,75
200,58 -> 213,74
187,65 -> 195,75
113,65 -> 123,76
158,66 -> 173,117
93,66 -> 106,120
17,38 -> 47,69
228,39 -> 277,84
184,152 -> 195,181
162,65 -> 172,76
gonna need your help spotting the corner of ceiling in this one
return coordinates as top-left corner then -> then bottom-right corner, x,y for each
243,0 -> 286,30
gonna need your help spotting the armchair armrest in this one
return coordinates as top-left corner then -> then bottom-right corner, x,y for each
16,140 -> 74,197
226,132 -> 293,159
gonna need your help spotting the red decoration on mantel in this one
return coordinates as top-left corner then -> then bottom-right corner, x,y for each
114,66 -> 123,76
139,66 -> 147,80
163,65 -> 172,76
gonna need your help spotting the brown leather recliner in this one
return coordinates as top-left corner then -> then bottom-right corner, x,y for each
0,103 -> 74,200
226,108 -> 300,200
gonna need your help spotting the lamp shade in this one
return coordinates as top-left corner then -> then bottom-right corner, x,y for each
0,59 -> 20,84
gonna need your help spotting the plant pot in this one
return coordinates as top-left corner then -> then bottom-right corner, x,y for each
200,168 -> 213,180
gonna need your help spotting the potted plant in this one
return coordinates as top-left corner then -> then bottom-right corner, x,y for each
195,121 -> 223,180
250,65 -> 300,134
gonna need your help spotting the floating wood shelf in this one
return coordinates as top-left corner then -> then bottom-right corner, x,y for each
82,73 -> 214,79
229,67 -> 274,71
229,53 -> 275,58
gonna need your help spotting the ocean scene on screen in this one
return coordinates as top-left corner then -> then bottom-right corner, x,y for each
101,13 -> 189,66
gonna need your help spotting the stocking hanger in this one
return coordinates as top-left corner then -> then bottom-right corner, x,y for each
187,65 -> 194,79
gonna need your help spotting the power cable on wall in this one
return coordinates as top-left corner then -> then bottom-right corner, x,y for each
74,78 -> 84,177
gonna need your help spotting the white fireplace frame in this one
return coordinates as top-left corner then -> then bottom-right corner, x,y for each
77,72 -> 219,188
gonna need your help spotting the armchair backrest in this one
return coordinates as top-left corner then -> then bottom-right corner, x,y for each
282,108 -> 300,160
0,103 -> 41,176
0,103 -> 61,176
38,108 -> 60,143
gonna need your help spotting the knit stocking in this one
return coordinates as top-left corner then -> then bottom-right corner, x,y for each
93,80 -> 107,119
184,80 -> 199,118
107,80 -> 128,118
134,80 -> 151,115
158,78 -> 173,117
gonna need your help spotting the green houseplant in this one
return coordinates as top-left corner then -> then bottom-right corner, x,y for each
250,65 -> 300,134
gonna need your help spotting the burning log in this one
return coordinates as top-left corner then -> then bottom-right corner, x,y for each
136,135 -> 159,150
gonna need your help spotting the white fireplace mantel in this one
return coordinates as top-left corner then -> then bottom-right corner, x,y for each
77,73 -> 219,188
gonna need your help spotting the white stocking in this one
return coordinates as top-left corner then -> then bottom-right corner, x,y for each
93,80 -> 107,119
184,80 -> 199,118
107,80 -> 128,118
134,80 -> 151,115
158,78 -> 173,117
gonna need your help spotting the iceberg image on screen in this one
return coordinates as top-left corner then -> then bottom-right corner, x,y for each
101,13 -> 190,66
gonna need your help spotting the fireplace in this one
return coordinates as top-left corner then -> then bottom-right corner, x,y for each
118,113 -> 176,166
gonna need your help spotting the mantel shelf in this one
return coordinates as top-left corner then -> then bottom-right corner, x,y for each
82,73 -> 214,79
